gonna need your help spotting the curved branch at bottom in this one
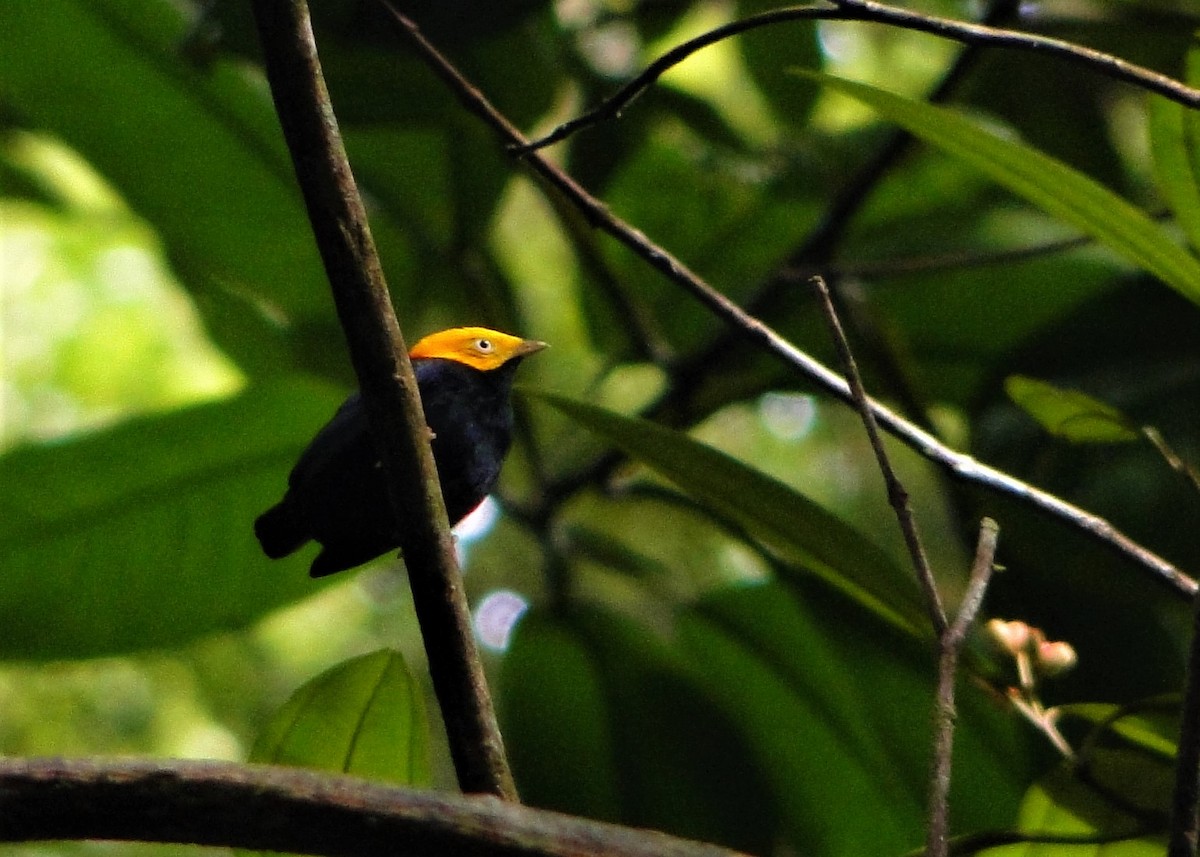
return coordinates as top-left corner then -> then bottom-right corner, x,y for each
0,758 -> 748,857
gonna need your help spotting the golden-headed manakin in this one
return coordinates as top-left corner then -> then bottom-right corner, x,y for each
255,327 -> 545,577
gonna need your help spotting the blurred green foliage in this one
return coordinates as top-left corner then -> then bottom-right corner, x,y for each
3,0 -> 1200,854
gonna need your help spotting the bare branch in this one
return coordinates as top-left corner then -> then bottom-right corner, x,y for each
927,520 -> 1000,857
828,0 -> 1200,109
822,232 -> 1095,279
514,6 -> 840,152
1143,426 -> 1200,498
248,0 -> 515,799
810,272 -> 1003,857
946,522 -> 999,648
810,274 -> 946,633
517,0 -> 1200,153
0,758 -> 748,857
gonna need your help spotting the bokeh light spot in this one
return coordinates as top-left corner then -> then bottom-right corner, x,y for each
759,392 -> 817,441
474,590 -> 530,653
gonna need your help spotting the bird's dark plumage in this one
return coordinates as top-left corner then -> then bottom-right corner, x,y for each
255,328 -> 545,577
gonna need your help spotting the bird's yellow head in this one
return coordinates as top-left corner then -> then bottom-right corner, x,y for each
408,327 -> 547,372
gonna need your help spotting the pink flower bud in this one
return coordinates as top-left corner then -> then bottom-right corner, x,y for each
1036,641 -> 1078,677
986,619 -> 1032,656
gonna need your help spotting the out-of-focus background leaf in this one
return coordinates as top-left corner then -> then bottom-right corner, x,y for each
3,0 -> 1200,854
0,380 -> 346,659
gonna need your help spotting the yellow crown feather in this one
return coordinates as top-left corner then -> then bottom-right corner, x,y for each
408,327 -> 546,372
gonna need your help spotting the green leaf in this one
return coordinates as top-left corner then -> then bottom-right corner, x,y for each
987,757 -> 1167,855
501,609 -> 624,823
798,71 -> 1200,308
0,378 -> 347,659
1059,701 -> 1178,763
502,606 -> 779,854
680,585 -> 922,854
736,0 -> 823,129
1149,44 -> 1200,254
249,649 -> 430,785
1149,95 -> 1200,255
0,0 -> 331,319
1005,375 -> 1139,443
532,391 -> 926,634
681,581 -> 1033,855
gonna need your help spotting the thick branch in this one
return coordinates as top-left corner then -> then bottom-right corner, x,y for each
248,0 -> 514,799
0,758 -> 746,857
381,2 -> 1196,602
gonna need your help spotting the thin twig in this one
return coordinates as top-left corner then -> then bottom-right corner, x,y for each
822,232 -> 1095,279
927,520 -> 1000,857
1169,591 -> 1200,856
514,6 -> 841,152
248,0 -> 515,799
810,274 -> 946,633
812,269 -> 1007,856
1006,691 -> 1075,760
1143,426 -> 1200,498
0,758 -> 749,857
379,0 -> 1197,602
812,271 -> 1003,856
824,205 -> 1178,282
517,0 -> 1200,153
827,0 -> 1200,107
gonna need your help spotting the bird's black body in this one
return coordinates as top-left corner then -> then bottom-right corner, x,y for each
255,356 -> 525,577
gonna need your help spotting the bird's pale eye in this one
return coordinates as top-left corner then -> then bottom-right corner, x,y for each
476,338 -> 493,353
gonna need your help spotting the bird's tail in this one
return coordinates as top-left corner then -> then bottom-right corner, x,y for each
254,499 -> 309,559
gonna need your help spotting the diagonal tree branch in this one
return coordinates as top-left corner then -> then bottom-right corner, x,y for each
0,758 -> 747,857
248,0 -> 515,799
811,273 -> 1000,857
380,1 -> 1197,603
810,274 -> 946,634
664,0 -> 1020,443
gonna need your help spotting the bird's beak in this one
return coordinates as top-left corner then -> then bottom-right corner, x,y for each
514,339 -> 549,358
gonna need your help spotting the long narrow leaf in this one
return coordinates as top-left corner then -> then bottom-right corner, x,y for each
799,71 -> 1200,307
533,391 -> 926,633
1149,43 -> 1200,255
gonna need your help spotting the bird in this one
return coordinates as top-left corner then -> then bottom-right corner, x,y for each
255,326 -> 546,578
